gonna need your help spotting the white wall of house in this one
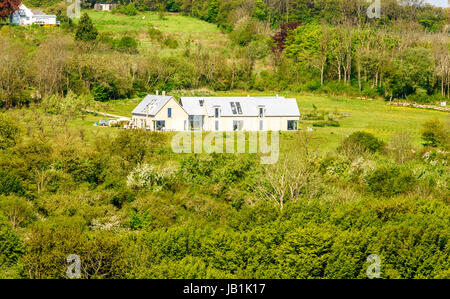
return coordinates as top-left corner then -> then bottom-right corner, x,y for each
132,97 -> 188,131
204,116 -> 299,131
10,4 -> 57,25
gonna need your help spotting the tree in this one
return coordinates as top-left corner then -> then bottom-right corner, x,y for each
0,113 -> 21,150
421,118 -> 449,148
253,0 -> 268,21
75,13 -> 98,42
285,24 -> 332,85
206,0 -> 219,23
0,0 -> 20,21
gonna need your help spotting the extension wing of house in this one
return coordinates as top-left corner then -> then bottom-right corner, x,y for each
131,94 -> 300,131
10,2 -> 57,26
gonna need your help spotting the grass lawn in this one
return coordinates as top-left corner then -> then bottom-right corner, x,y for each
84,11 -> 229,56
75,91 -> 449,152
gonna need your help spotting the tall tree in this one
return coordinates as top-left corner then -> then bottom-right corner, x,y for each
75,13 -> 98,42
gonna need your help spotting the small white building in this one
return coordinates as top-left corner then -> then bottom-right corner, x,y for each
10,3 -> 57,26
130,94 -> 300,132
94,3 -> 117,11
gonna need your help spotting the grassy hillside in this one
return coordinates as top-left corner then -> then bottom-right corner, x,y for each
85,11 -> 230,56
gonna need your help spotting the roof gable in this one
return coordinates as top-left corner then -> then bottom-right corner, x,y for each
132,95 -> 174,116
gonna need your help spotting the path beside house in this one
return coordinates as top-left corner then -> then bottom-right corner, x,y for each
83,109 -> 131,120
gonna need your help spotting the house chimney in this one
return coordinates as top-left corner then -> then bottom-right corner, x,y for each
162,91 -> 166,97
156,90 -> 159,95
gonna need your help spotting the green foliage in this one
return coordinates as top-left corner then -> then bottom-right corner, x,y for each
421,118 -> 449,148
162,34 -> 179,49
0,216 -> 25,267
365,165 -> 416,197
339,131 -> 384,155
0,113 -> 21,150
121,2 -> 138,16
75,13 -> 98,41
253,0 -> 267,21
0,170 -> 24,196
206,0 -> 219,23
116,35 -> 138,54
148,24 -> 163,40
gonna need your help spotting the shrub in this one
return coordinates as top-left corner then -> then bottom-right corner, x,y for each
338,131 -> 384,155
0,170 -> 24,196
313,120 -> 340,127
421,118 -> 448,148
127,164 -> 177,192
148,25 -> 163,40
365,165 -> 416,197
121,3 -> 137,16
163,35 -> 179,49
116,36 -> 138,54
0,114 -> 21,150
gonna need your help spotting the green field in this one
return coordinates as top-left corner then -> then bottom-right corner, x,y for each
84,11 -> 230,56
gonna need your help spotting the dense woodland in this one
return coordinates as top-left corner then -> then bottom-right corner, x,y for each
0,1 -> 449,279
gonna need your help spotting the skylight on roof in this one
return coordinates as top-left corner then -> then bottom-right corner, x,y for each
235,102 -> 242,114
230,102 -> 237,115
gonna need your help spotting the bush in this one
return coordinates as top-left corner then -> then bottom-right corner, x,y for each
366,165 -> 416,197
313,120 -> 340,127
126,164 -> 177,192
338,131 -> 384,155
163,35 -> 179,49
421,118 -> 448,148
0,170 -> 24,196
148,25 -> 163,40
116,36 -> 138,54
121,3 -> 137,16
0,114 -> 21,150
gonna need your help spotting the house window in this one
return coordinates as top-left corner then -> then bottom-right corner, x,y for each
155,120 -> 166,131
259,107 -> 264,118
214,107 -> 220,118
215,120 -> 219,131
168,108 -> 172,118
233,120 -> 243,131
199,100 -> 204,107
287,120 -> 298,131
259,120 -> 264,131
189,115 -> 203,131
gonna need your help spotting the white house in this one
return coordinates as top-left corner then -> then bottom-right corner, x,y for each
94,3 -> 117,11
130,94 -> 300,132
10,2 -> 57,26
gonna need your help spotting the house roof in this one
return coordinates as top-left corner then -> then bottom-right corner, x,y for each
132,95 -> 174,116
31,10 -> 46,15
180,96 -> 300,117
